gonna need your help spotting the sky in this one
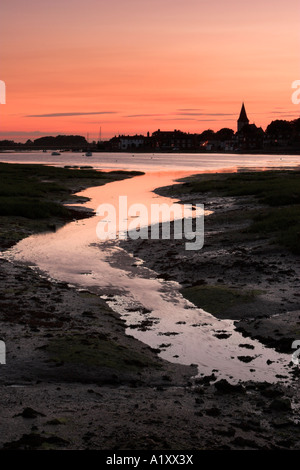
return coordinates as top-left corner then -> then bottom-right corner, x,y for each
0,0 -> 299,142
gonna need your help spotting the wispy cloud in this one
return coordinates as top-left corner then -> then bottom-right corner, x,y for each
25,111 -> 118,118
124,113 -> 167,118
177,108 -> 204,112
153,117 -> 198,122
196,118 -> 235,122
177,112 -> 235,117
0,130 -> 50,136
269,110 -> 299,115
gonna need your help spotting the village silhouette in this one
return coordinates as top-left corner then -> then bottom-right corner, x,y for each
1,104 -> 300,153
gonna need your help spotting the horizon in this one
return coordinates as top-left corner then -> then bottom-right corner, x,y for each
2,105 -> 300,146
0,113 -> 298,146
1,0 -> 300,143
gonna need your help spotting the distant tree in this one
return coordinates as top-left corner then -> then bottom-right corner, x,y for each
33,135 -> 88,149
215,128 -> 234,141
291,118 -> 300,135
199,129 -> 215,141
266,120 -> 292,139
0,140 -> 15,148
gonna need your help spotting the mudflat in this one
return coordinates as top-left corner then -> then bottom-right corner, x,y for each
1,165 -> 300,450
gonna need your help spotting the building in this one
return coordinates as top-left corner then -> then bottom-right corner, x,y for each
151,129 -> 199,150
237,103 -> 249,132
119,135 -> 145,150
108,135 -> 145,151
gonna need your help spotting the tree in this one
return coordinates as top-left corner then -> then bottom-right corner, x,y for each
199,129 -> 215,141
291,118 -> 300,136
266,120 -> 292,139
215,128 -> 234,141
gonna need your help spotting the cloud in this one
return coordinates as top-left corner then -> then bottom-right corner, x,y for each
177,108 -> 204,112
25,111 -> 117,118
270,110 -> 299,115
177,112 -> 235,116
124,113 -> 168,118
196,118 -> 235,122
154,117 -> 198,121
0,130 -> 49,136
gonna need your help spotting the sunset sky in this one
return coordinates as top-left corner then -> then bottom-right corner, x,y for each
0,0 -> 299,142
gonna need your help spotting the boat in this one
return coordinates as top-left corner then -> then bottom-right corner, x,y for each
51,151 -> 61,156
86,151 -> 93,157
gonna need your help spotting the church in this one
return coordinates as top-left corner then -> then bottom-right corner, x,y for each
235,103 -> 265,150
237,102 -> 249,132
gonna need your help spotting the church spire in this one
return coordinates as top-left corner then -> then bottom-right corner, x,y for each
237,103 -> 249,132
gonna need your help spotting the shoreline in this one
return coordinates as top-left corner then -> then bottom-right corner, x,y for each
1,165 -> 300,450
1,148 -> 300,156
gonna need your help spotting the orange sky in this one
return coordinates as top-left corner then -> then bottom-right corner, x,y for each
0,0 -> 299,142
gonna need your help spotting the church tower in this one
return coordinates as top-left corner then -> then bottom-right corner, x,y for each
237,103 -> 249,132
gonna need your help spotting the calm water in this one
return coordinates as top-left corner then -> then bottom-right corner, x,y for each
1,150 -> 300,172
2,152 -> 300,383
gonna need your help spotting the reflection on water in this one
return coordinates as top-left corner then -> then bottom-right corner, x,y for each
0,150 -> 300,173
2,155 -> 299,383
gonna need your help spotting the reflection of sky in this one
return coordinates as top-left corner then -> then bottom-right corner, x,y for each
1,152 -> 300,173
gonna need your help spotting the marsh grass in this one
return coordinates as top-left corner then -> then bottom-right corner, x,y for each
177,170 -> 300,254
179,170 -> 300,206
46,334 -> 159,372
0,163 -> 142,219
248,206 -> 300,254
180,285 -> 262,316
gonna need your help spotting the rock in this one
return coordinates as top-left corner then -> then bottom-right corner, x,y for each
205,407 -> 221,417
269,398 -> 292,411
231,436 -> 258,448
193,386 -> 205,395
2,433 -> 69,450
46,418 -> 65,426
237,355 -> 255,363
236,419 -> 261,432
191,279 -> 207,286
255,382 -> 272,391
260,388 -> 284,399
214,379 -> 246,394
272,418 -> 293,428
195,373 -> 217,385
16,407 -> 45,419
239,343 -> 255,350
214,427 -> 236,437
276,438 -> 294,448
214,333 -> 231,339
195,398 -> 204,405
